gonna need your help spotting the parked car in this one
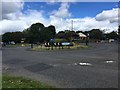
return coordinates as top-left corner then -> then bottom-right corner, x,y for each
10,41 -> 15,45
109,39 -> 115,42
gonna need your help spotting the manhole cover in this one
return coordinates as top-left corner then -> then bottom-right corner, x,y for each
24,63 -> 53,72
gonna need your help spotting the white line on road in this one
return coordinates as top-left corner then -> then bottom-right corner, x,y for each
106,60 -> 114,63
79,62 -> 92,66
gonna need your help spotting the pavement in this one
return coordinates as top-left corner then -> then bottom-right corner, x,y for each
2,42 -> 119,88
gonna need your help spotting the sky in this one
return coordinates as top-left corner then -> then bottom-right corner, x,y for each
0,0 -> 119,34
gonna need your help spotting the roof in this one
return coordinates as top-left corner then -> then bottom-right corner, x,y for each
78,33 -> 87,37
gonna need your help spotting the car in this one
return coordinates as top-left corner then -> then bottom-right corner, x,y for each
109,39 -> 115,42
10,41 -> 15,45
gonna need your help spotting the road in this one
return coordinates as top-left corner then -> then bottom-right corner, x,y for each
2,42 -> 118,88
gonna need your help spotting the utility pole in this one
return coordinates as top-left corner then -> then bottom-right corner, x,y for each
70,20 -> 74,42
71,20 -> 73,31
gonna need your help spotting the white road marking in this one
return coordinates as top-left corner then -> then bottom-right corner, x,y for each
73,63 -> 77,66
106,60 -> 114,63
79,62 -> 92,66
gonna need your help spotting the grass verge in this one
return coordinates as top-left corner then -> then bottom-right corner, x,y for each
7,44 -> 30,47
2,75 -> 54,89
32,45 -> 89,51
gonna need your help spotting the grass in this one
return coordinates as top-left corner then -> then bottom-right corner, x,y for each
32,44 -> 89,51
2,74 -> 54,89
7,44 -> 30,47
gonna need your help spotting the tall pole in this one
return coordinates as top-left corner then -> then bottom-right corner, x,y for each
71,20 -> 73,31
70,20 -> 73,42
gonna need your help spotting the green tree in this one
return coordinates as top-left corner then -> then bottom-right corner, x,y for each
118,25 -> 120,36
23,23 -> 56,44
2,32 -> 23,43
89,29 -> 104,40
55,31 -> 65,39
2,32 -> 12,43
23,23 -> 45,43
44,25 -> 56,42
56,30 -> 78,41
118,26 -> 120,42
12,32 -> 24,43
105,31 -> 118,40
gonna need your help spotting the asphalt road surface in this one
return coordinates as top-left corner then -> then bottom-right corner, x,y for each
2,42 -> 118,88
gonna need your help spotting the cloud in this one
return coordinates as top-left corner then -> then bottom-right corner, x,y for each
20,10 -> 49,26
46,0 -> 77,3
49,2 -> 73,31
51,3 -> 71,18
0,1 -> 118,34
71,17 -> 118,32
0,9 -> 49,34
95,8 -> 118,23
0,1 -> 50,34
46,0 -> 57,4
50,17 -> 117,33
0,20 -> 27,33
2,0 -> 24,20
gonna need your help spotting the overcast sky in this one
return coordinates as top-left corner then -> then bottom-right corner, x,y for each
0,0 -> 119,34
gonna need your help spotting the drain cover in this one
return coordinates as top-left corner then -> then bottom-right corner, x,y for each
24,63 -> 53,72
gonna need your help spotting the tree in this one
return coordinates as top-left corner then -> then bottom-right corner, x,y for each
11,32 -> 24,43
44,25 -> 56,42
2,32 -> 12,43
89,29 -> 104,40
105,31 -> 118,40
55,31 -> 65,39
118,26 -> 120,34
2,32 -> 24,43
48,25 -> 56,37
23,23 -> 45,43
23,23 -> 56,44
118,26 -> 120,43
56,30 -> 78,42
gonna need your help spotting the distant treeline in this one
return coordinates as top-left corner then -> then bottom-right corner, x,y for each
2,22 -> 120,44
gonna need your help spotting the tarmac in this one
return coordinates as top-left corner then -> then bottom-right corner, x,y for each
2,42 -> 119,88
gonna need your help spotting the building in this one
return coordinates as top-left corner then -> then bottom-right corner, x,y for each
78,33 -> 87,40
